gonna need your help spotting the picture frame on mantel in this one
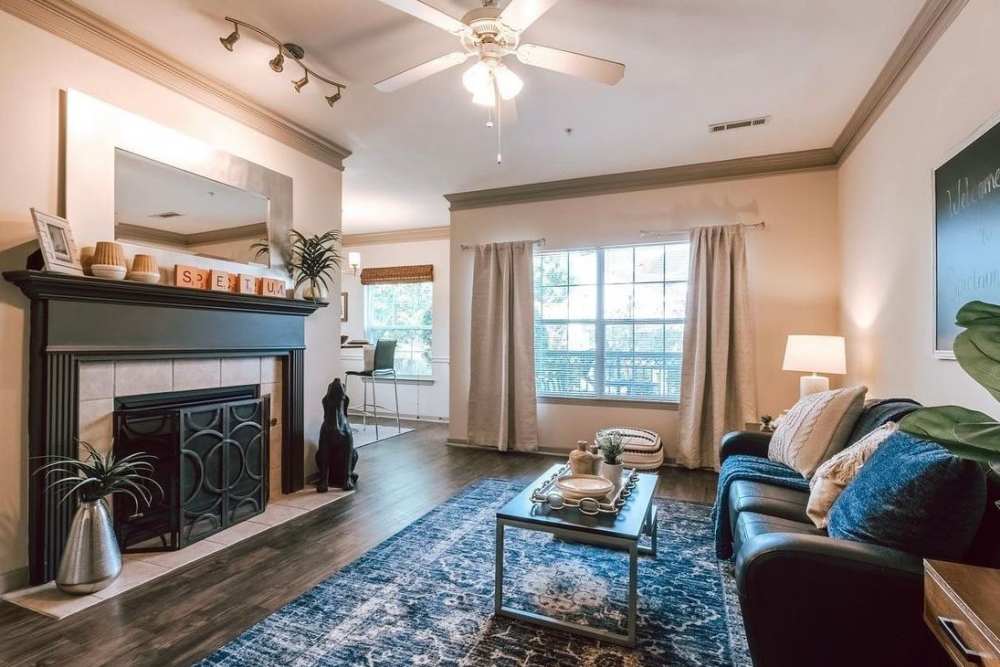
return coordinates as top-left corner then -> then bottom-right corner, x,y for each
30,208 -> 84,276
933,110 -> 1000,359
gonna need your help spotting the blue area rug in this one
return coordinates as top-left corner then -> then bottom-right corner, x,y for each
199,478 -> 750,666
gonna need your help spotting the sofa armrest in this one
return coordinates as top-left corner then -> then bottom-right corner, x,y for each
735,533 -> 947,667
719,430 -> 772,463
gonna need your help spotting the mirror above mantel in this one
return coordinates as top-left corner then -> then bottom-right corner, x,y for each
65,89 -> 293,281
115,149 -> 273,266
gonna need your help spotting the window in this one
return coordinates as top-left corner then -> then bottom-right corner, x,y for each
533,242 -> 689,402
365,282 -> 433,377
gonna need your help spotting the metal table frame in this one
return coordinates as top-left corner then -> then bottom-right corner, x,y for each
494,500 -> 658,647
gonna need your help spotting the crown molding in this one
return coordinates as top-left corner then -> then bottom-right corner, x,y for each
445,148 -> 838,211
832,0 -> 968,162
342,226 -> 450,247
1,0 -> 351,170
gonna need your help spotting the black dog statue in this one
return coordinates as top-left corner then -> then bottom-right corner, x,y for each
316,378 -> 357,492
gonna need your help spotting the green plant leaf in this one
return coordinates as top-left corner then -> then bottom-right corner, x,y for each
956,300 -> 1000,328
954,325 -> 1000,403
899,406 -> 1000,462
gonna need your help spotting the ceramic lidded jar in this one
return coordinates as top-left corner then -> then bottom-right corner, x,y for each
568,440 -> 598,475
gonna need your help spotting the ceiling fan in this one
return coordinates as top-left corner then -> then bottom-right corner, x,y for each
373,0 -> 626,163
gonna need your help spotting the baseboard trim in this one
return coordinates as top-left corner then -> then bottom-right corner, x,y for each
0,566 -> 29,595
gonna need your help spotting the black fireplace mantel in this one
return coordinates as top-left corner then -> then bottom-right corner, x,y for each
4,270 -> 326,585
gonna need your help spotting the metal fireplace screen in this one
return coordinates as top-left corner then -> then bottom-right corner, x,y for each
113,387 -> 268,552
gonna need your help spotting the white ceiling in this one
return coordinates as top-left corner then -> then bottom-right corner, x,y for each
76,0 -> 923,234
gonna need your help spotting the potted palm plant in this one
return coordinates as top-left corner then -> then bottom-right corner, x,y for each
288,229 -> 341,302
597,431 -> 626,491
37,442 -> 161,594
900,300 -> 1000,500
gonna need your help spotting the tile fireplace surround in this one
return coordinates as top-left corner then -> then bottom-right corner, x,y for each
80,356 -> 285,499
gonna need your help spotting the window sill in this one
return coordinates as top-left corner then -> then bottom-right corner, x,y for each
538,395 -> 679,410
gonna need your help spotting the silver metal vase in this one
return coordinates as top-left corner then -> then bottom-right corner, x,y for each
56,499 -> 122,594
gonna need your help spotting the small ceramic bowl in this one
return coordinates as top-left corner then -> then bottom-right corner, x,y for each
556,474 -> 614,501
127,270 -> 160,284
91,264 -> 127,280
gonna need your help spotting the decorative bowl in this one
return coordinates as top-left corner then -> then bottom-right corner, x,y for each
127,270 -> 160,284
555,474 -> 614,501
91,263 -> 127,280
92,241 -> 127,268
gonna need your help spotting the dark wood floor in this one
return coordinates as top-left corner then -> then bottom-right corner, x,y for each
0,422 -> 717,666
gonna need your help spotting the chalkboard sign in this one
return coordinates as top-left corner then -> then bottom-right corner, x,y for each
934,115 -> 1000,355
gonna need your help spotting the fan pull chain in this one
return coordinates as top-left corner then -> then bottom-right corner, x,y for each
494,74 -> 503,165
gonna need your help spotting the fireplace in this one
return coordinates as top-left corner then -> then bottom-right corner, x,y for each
113,386 -> 268,552
4,270 -> 327,584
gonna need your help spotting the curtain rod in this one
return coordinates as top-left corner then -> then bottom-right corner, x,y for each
460,238 -> 546,250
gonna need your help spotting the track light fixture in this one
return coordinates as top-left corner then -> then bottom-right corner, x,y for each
218,17 -> 346,110
269,51 -> 284,73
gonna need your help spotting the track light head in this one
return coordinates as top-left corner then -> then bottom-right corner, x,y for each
219,26 -> 240,51
292,72 -> 309,92
325,89 -> 342,107
269,52 -> 284,73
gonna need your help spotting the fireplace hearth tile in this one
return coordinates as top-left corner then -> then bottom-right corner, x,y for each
1,582 -> 103,618
261,356 -> 281,383
115,360 -> 173,397
251,503 -> 308,526
203,519 -> 271,546
92,560 -> 167,600
221,357 -> 261,386
172,359 -> 222,391
273,488 -> 353,511
78,398 -> 114,444
136,537 -> 227,570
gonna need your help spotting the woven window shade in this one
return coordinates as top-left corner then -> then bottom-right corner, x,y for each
360,264 -> 434,285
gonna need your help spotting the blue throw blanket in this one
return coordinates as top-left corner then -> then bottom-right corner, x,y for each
712,455 -> 810,559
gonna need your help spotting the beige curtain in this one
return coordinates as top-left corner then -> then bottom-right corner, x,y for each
678,224 -> 757,470
467,241 -> 539,451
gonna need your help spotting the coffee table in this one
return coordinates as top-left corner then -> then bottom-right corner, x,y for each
494,463 -> 659,647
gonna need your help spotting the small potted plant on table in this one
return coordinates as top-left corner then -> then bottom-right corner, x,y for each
597,431 -> 625,491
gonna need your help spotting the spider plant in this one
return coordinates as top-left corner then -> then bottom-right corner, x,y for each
287,229 -> 341,301
36,441 -> 162,509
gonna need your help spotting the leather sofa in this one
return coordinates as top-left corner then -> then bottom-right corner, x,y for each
720,399 -> 1000,667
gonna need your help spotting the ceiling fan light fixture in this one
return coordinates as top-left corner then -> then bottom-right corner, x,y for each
494,64 -> 522,100
269,52 -> 285,72
471,85 -> 495,107
462,61 -> 492,96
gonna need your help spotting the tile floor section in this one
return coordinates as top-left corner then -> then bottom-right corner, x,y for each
1,487 -> 353,619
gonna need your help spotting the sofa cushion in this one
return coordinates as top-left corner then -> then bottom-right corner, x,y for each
807,422 -> 898,529
728,480 -> 810,537
828,431 -> 988,560
845,398 -> 920,447
734,511 -> 823,555
768,386 -> 867,478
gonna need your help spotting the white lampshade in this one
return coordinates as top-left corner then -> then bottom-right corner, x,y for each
347,251 -> 361,273
464,62 -> 522,107
782,335 -> 846,375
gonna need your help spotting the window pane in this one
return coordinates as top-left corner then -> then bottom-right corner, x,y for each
541,286 -> 569,320
635,245 -> 664,282
536,324 -> 567,351
365,281 -> 433,376
605,324 -> 632,352
568,323 -> 596,351
665,243 -> 689,281
634,283 -> 665,319
604,284 -> 633,319
635,324 -> 664,353
665,283 -> 687,319
666,323 -> 684,352
541,253 -> 568,286
568,285 -> 597,319
604,247 -> 633,284
569,250 -> 597,285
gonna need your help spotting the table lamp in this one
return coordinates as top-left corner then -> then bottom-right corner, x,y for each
782,335 -> 846,397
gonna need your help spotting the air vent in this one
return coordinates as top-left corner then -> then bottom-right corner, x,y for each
709,116 -> 770,134
150,211 -> 183,218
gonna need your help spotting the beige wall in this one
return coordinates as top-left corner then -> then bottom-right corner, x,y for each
340,237 -> 450,419
839,0 -> 1000,417
450,169 -> 842,457
0,13 -> 342,585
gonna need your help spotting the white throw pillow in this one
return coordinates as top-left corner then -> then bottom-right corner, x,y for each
767,385 -> 868,479
806,421 -> 898,528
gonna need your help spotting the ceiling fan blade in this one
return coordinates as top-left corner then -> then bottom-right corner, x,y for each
374,51 -> 470,92
499,0 -> 560,32
516,44 -> 625,85
375,0 -> 467,34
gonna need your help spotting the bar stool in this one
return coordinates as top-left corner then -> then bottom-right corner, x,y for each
345,339 -> 400,440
